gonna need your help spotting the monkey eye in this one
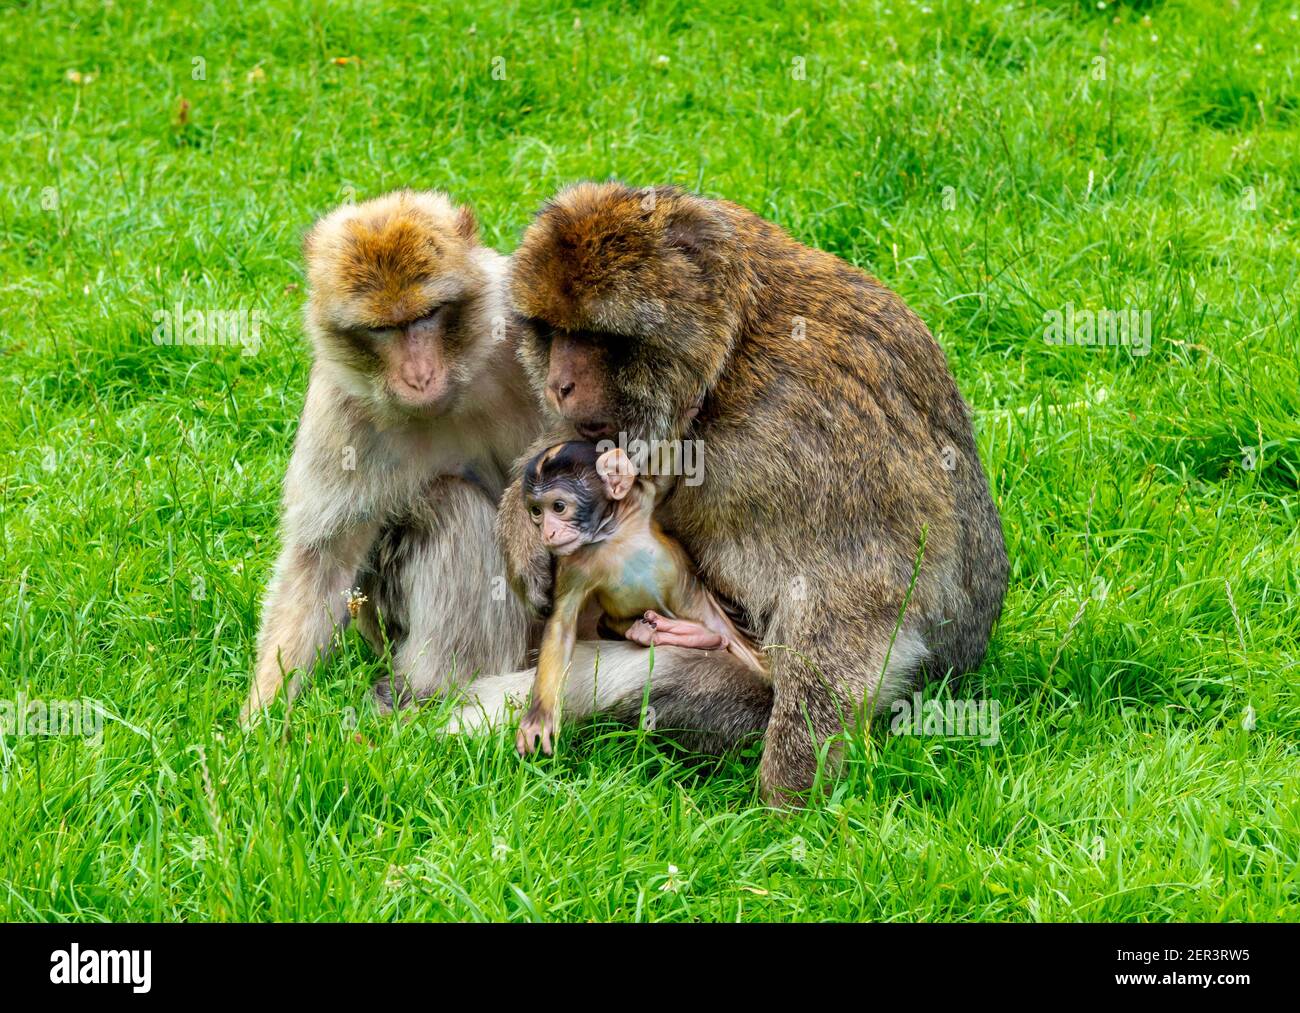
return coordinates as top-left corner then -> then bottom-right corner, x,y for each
525,318 -> 555,343
553,500 -> 566,514
529,505 -> 542,519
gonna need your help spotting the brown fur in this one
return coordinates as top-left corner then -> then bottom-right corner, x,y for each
501,182 -> 1008,805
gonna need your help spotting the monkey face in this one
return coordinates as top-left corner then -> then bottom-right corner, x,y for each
303,190 -> 490,418
345,302 -> 468,416
512,183 -> 742,444
527,490 -> 587,555
535,329 -> 616,439
522,441 -> 621,555
522,321 -> 706,445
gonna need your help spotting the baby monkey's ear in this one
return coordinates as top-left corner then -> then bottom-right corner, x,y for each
596,448 -> 638,501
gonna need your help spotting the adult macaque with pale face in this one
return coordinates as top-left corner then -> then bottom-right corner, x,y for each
453,183 -> 1008,806
242,190 -> 541,725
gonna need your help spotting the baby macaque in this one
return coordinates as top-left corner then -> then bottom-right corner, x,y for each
515,441 -> 766,756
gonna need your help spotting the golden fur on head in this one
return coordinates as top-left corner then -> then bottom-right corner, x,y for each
298,189 -> 517,420
304,189 -> 483,337
510,182 -> 739,345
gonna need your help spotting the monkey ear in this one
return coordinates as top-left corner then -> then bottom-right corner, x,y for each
662,195 -> 732,265
454,205 -> 479,243
596,448 -> 637,501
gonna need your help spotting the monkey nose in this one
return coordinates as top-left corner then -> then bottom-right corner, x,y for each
401,368 -> 430,391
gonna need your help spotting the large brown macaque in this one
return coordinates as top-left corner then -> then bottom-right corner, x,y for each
242,190 -> 541,725
455,183 -> 1008,806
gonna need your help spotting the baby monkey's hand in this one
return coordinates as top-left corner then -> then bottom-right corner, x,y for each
516,703 -> 558,757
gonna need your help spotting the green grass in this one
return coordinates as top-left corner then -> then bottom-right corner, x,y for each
1,0 -> 1298,922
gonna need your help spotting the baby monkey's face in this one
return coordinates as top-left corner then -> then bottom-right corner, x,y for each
526,481 -> 601,556
523,442 -> 639,557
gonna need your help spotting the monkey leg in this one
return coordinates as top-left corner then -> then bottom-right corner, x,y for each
359,477 -> 532,711
625,611 -> 729,651
449,642 -> 771,755
759,606 -> 929,807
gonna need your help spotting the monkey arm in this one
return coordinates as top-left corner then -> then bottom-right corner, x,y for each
243,522 -> 378,725
242,378 -> 382,725
516,579 -> 587,755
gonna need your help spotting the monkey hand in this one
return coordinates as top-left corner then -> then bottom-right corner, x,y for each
516,703 -> 558,757
514,555 -> 555,620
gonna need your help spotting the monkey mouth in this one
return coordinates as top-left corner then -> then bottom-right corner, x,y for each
575,419 -> 613,440
389,385 -> 453,418
547,538 -> 583,556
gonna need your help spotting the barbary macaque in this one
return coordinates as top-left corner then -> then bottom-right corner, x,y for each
458,182 -> 1008,806
241,189 -> 541,725
514,441 -> 765,756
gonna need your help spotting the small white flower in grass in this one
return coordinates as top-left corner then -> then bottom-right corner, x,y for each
655,55 -> 670,67
659,864 -> 682,892
1242,705 -> 1256,731
492,837 -> 511,861
342,586 -> 368,619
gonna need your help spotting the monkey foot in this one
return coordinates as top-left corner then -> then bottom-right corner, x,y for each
626,611 -> 729,652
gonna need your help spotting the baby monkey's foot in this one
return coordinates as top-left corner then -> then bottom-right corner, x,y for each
626,611 -> 729,651
516,704 -> 558,757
